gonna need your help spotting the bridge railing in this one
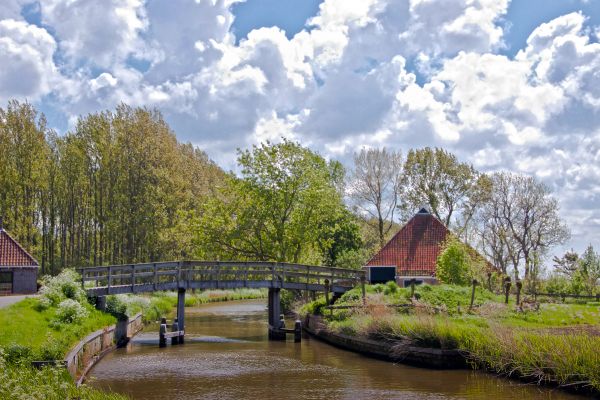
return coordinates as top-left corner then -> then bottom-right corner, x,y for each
79,261 -> 364,294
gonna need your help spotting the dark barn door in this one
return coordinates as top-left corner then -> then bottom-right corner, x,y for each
0,271 -> 13,295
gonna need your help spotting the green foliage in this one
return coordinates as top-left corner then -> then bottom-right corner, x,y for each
54,299 -> 89,324
196,139 -> 356,264
0,298 -> 115,363
105,296 -> 129,321
436,239 -> 473,285
0,101 -> 224,273
0,351 -> 127,399
112,289 -> 268,323
38,269 -> 87,309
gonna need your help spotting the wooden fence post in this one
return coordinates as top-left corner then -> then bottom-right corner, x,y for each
294,319 -> 302,343
159,317 -> 167,348
171,318 -> 179,345
469,279 -> 478,310
360,275 -> 366,305
516,280 -> 523,308
504,277 -> 512,304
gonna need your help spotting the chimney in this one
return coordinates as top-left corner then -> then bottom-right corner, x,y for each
0,216 -> 3,231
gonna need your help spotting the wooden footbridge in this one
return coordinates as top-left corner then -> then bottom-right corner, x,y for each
79,261 -> 365,341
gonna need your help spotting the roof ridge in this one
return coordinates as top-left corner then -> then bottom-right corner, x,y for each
0,229 -> 39,266
365,210 -> 447,265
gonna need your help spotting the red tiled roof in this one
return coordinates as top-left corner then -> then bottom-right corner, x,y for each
367,210 -> 449,277
0,229 -> 39,267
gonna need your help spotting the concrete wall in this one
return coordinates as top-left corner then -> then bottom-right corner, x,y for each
64,312 -> 143,384
397,276 -> 437,287
0,266 -> 38,294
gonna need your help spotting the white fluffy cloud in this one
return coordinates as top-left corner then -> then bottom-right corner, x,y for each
0,19 -> 59,103
0,0 -> 599,253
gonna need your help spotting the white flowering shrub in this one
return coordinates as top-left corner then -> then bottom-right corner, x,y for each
54,299 -> 89,324
39,269 -> 87,308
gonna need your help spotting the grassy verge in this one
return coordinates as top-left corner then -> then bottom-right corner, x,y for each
0,269 -> 126,399
107,288 -> 267,322
301,283 -> 600,393
0,354 -> 126,400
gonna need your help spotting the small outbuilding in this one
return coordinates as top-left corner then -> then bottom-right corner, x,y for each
0,220 -> 39,295
364,208 -> 451,286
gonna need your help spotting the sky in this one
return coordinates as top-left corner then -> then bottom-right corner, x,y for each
1,0 -> 600,257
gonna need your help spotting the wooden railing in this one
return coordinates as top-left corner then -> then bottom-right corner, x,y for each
79,260 -> 365,296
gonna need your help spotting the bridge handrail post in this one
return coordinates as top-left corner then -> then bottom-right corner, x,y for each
281,263 -> 286,286
271,263 -> 275,287
107,266 -> 112,294
305,265 -> 310,290
153,263 -> 157,291
131,265 -> 135,292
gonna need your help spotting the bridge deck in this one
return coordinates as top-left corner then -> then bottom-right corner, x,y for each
79,261 -> 364,296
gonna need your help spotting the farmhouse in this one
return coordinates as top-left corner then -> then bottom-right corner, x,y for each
0,220 -> 39,295
365,208 -> 466,286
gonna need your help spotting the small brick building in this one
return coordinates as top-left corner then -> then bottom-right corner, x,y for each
0,222 -> 39,295
365,208 -> 450,286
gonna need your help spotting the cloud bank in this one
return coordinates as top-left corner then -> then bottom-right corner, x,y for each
1,0 -> 599,254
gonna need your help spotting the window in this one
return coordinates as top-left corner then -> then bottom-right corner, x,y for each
0,271 -> 12,294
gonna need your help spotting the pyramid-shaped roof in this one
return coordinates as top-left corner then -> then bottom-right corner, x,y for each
366,209 -> 449,276
0,228 -> 39,267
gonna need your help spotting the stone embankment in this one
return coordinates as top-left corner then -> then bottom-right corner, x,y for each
64,312 -> 143,384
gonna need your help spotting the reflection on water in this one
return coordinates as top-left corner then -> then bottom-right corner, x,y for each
88,300 -> 581,400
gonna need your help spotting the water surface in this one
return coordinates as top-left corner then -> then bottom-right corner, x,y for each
88,300 -> 581,399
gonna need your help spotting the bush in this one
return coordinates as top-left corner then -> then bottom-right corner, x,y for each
384,281 -> 399,295
39,269 -> 87,308
54,299 -> 89,324
436,239 -> 472,285
105,296 -> 128,321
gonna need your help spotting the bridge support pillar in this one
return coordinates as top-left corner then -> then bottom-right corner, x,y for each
268,288 -> 285,340
177,288 -> 186,344
96,296 -> 106,311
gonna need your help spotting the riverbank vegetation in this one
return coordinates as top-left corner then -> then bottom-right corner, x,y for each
0,270 -> 125,399
301,283 -> 600,393
105,288 -> 267,322
0,270 -> 114,362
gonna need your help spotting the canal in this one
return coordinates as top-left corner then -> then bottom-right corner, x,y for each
88,299 -> 580,399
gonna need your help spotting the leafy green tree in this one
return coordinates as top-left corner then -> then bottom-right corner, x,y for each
436,238 -> 473,285
195,140 -> 354,264
318,209 -> 363,268
577,245 -> 600,295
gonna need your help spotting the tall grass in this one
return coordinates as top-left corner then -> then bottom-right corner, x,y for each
313,283 -> 600,392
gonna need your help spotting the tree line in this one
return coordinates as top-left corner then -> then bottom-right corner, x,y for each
0,101 -> 223,274
1,100 -> 584,290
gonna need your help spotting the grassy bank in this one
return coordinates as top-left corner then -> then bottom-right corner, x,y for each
301,283 -> 600,393
0,270 -> 127,399
106,288 -> 268,322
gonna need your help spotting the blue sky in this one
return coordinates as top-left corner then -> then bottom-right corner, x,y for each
1,0 -> 600,257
